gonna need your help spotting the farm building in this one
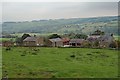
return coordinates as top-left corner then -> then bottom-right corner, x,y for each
2,41 -> 14,47
87,35 -> 100,48
87,33 -> 115,48
62,38 -> 70,45
69,39 -> 85,47
23,36 -> 44,46
48,38 -> 63,47
98,34 -> 115,48
87,35 -> 100,42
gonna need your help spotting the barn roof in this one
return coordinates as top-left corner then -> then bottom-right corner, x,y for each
88,35 -> 100,39
87,34 -> 114,42
49,38 -> 62,42
98,34 -> 114,42
23,37 -> 37,42
69,39 -> 85,43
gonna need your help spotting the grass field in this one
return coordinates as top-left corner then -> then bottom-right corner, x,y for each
0,38 -> 16,42
2,47 -> 119,78
114,35 -> 120,40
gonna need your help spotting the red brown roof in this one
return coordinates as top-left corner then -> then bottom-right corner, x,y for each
62,38 -> 70,42
69,39 -> 84,43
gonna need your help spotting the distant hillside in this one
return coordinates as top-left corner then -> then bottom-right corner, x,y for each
2,16 -> 119,35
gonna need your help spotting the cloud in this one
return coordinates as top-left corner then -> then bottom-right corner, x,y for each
2,2 -> 118,22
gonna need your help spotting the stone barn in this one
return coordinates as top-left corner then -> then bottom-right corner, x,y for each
48,38 -> 63,47
69,39 -> 85,47
23,36 -> 44,47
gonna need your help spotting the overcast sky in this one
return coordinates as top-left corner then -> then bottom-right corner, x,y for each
1,2 -> 118,22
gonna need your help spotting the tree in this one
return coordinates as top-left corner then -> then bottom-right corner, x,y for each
16,37 -> 22,46
68,32 -> 76,39
92,30 -> 105,35
94,40 -> 99,48
49,34 -> 61,39
109,41 -> 117,48
21,33 -> 31,41
83,41 -> 92,48
16,33 -> 31,46
75,34 -> 88,39
115,40 -> 120,49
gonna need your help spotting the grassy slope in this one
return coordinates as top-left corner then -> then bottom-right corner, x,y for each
2,47 -> 118,78
2,16 -> 118,35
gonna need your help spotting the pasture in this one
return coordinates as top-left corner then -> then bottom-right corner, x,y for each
0,38 -> 16,42
2,47 -> 119,78
114,35 -> 120,41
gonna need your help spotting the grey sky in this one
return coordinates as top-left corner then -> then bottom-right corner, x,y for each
2,2 -> 118,22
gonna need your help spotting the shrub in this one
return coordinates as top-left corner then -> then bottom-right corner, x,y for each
32,52 -> 37,55
70,54 -> 75,58
109,41 -> 117,48
5,47 -> 11,51
115,40 -> 120,49
87,53 -> 92,55
21,54 -> 25,56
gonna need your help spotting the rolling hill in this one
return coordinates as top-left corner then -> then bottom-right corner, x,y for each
1,16 -> 119,35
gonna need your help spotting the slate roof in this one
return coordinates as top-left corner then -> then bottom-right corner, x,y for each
87,35 -> 100,39
87,34 -> 114,42
98,34 -> 114,42
49,38 -> 62,42
69,39 -> 84,43
23,37 -> 37,42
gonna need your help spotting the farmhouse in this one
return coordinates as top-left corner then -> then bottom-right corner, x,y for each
48,38 -> 63,47
69,39 -> 85,47
23,36 -> 44,46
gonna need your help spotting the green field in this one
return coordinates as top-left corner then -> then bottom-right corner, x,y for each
2,47 -> 119,78
114,35 -> 120,40
0,38 -> 16,42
